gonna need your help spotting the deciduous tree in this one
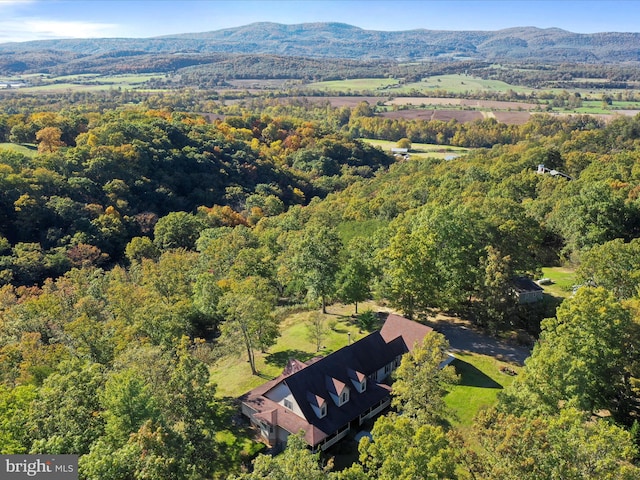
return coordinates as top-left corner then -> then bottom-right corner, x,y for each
472,407 -> 640,480
36,126 -> 65,154
355,415 -> 460,480
153,211 -> 204,251
577,238 -> 640,300
292,223 -> 342,313
501,287 -> 634,419
231,433 -> 331,480
336,238 -> 373,314
218,277 -> 279,375
391,332 -> 459,424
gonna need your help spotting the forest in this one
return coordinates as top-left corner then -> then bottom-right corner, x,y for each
0,83 -> 640,479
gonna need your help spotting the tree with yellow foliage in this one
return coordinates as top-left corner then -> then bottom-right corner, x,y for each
35,126 -> 65,153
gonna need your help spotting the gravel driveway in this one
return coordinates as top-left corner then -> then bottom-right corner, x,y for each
428,317 -> 531,365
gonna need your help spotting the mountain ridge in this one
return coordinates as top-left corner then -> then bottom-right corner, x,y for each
1,22 -> 639,61
0,22 -> 639,76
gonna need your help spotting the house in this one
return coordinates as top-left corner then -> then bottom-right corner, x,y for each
511,276 -> 544,304
390,148 -> 409,154
239,314 -> 433,452
536,164 -> 573,180
390,147 -> 411,160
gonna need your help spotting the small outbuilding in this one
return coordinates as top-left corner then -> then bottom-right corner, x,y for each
511,276 -> 544,304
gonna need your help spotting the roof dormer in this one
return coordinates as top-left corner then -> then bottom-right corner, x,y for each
348,369 -> 367,393
307,392 -> 327,419
325,376 -> 349,406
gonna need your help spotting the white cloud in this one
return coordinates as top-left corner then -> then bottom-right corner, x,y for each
0,18 -> 120,43
24,19 -> 119,38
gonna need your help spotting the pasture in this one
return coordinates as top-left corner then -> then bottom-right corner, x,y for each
306,77 -> 399,91
402,74 -> 533,95
9,73 -> 165,93
306,74 -> 533,95
362,138 -> 471,159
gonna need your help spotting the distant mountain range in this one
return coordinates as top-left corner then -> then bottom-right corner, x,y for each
1,22 -> 639,75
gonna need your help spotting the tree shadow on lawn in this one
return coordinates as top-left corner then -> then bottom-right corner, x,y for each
264,349 -> 317,368
452,358 -> 503,389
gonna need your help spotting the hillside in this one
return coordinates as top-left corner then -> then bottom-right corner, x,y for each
0,22 -> 639,75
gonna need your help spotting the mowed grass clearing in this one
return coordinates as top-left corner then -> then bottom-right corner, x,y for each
209,303 -> 379,398
211,300 -> 518,438
361,138 -> 471,159
0,143 -> 38,157
445,351 -> 520,432
539,266 -> 577,298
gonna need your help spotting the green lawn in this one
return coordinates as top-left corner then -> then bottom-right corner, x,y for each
445,351 -> 519,431
0,143 -> 38,157
361,138 -> 471,160
210,301 -> 522,444
539,266 -> 577,298
209,304 -> 378,398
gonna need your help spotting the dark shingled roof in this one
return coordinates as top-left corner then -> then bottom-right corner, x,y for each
240,315 -> 433,448
511,276 -> 544,293
281,331 -> 400,440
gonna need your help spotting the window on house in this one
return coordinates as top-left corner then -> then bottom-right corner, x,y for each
340,389 -> 349,405
359,378 -> 367,392
284,399 -> 293,410
320,404 -> 327,418
384,363 -> 392,374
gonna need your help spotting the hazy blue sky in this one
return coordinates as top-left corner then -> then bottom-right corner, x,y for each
0,0 -> 639,43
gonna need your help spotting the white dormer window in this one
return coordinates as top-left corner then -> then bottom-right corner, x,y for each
358,377 -> 367,393
349,370 -> 367,393
308,392 -> 327,418
339,388 -> 350,405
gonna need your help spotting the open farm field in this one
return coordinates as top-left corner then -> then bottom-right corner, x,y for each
305,77 -> 399,91
379,109 -> 485,123
306,74 -> 534,95
7,73 -> 164,93
288,96 -> 539,120
401,74 -> 533,94
492,111 -> 533,124
378,108 -> 534,124
386,97 -> 539,110
361,138 -> 471,159
287,95 -> 637,124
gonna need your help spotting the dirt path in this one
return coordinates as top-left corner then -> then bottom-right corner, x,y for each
427,315 -> 531,365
